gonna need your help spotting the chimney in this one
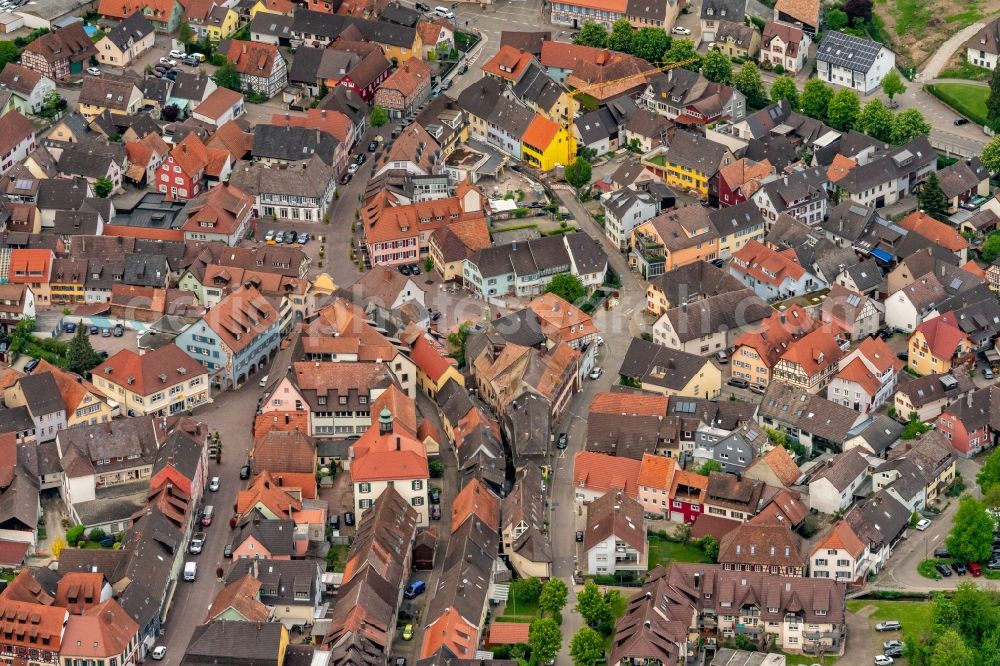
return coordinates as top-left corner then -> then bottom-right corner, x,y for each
396,436 -> 401,451
379,408 -> 393,435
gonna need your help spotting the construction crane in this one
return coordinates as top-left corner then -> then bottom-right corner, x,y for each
562,57 -> 701,152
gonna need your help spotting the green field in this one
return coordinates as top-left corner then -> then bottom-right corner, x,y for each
646,533 -> 713,570
925,82 -> 990,126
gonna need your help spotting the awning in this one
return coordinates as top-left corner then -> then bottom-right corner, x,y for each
870,248 -> 893,262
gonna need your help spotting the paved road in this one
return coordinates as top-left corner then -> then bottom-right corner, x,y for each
157,380 -> 264,666
873,456 -> 993,593
548,186 -> 648,665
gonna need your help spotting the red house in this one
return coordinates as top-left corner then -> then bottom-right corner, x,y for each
155,132 -> 230,200
936,387 -> 991,458
336,50 -> 392,103
669,469 -> 707,524
710,157 -> 774,208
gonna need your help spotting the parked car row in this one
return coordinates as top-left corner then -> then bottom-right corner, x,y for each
264,229 -> 310,245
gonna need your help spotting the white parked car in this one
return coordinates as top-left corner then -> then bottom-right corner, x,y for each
589,367 -> 603,380
86,67 -> 101,76
915,518 -> 931,531
874,656 -> 893,666
169,49 -> 185,59
159,57 -> 177,67
209,476 -> 220,492
348,163 -> 360,174
672,26 -> 691,35
151,647 -> 167,661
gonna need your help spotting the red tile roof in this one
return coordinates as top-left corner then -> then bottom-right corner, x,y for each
180,184 -> 253,236
7,248 -> 52,284
481,45 -> 534,82
93,343 -> 206,397
201,285 -> 279,354
898,211 -> 968,253
409,334 -> 458,383
488,622 -> 530,645
350,417 -> 428,483
913,314 -> 970,361
638,454 -> 675,491
450,478 -> 500,533
590,391 -> 667,417
777,327 -> 843,378
834,358 -> 881,396
731,240 -> 806,286
420,607 -> 477,659
811,520 -> 865,558
573,451 -> 641,499
193,87 -> 243,121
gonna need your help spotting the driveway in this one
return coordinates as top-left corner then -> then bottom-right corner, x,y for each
919,22 -> 986,80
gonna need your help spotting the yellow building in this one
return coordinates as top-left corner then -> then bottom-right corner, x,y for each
91,344 -> 212,416
624,343 -> 722,398
188,1 -> 239,42
78,77 -> 143,121
379,32 -> 423,64
95,12 -> 155,68
908,314 -> 974,376
521,115 -> 574,172
248,0 -> 295,17
49,258 -> 87,304
5,361 -> 114,428
641,132 -> 733,199
411,335 -> 464,398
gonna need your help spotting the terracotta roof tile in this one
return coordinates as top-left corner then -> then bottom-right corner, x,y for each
590,391 -> 667,417
913,313 -> 970,361
638,453 -> 675,491
811,520 -> 865,558
206,574 -> 270,623
573,451 -> 642,498
92,343 -> 206,397
898,211 -> 968,253
450,478 -> 500,533
751,446 -> 801,487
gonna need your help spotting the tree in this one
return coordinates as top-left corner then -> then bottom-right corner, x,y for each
982,135 -> 1000,175
93,176 -> 114,198
539,578 -> 569,617
608,18 -> 633,54
931,629 -> 974,666
67,326 -> 102,376
88,528 -> 107,543
178,20 -> 194,44
576,581 -> 612,627
509,577 -> 542,606
858,98 -> 894,142
0,41 -> 18,69
662,38 -> 700,70
891,108 -> 932,144
946,496 -> 995,565
769,76 -> 799,110
50,537 -> 66,559
37,89 -> 64,119
985,485 -> 1000,511
989,66 -> 1000,131
881,70 -> 906,107
901,414 -> 930,439
918,171 -> 950,219
447,321 -> 472,367
370,105 -> 388,127
528,618 -> 562,665
565,157 -> 592,189
696,535 -> 719,561
733,61 -> 767,108
428,458 -> 444,478
800,79 -> 833,120
570,627 -> 605,666
573,21 -> 608,48
824,8 -> 849,30
844,0 -> 874,22
161,103 -> 180,122
978,448 -> 1000,495
631,27 -> 671,63
696,459 -> 722,476
983,232 -> 1000,263
545,273 -> 586,304
8,317 -> 34,354
701,49 -> 732,84
827,88 -> 860,131
213,62 -> 241,92
65,525 -> 85,545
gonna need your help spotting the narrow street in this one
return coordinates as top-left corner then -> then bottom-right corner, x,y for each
156,380 -> 267,665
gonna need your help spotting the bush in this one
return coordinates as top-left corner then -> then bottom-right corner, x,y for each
774,64 -> 785,74
88,528 -> 106,543
429,459 -> 444,478
210,53 -> 227,67
66,524 -> 85,544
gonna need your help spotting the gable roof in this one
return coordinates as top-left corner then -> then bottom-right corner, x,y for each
93,343 -> 205,395
574,450 -> 642,498
747,445 -> 801,487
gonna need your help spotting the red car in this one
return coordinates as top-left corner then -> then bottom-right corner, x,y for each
969,562 -> 982,577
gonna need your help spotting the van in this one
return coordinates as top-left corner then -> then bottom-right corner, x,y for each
258,374 -> 269,387
201,505 -> 214,526
184,561 -> 197,582
432,6 -> 454,18
404,580 -> 426,598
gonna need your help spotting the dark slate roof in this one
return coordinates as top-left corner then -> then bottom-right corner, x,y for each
141,77 -> 172,106
575,107 -> 616,145
844,258 -> 883,291
648,261 -> 745,306
851,414 -> 904,455
619,338 -> 712,391
251,125 -> 339,165
233,515 -> 295,556
511,62 -> 563,112
490,308 -> 548,347
937,156 -> 989,199
564,231 -> 608,275
152,430 -> 203,481
822,201 -> 877,243
817,31 -> 887,73
170,72 -> 212,102
0,407 -> 34,435
665,130 -> 729,176
37,177 -> 90,211
837,136 -> 936,194
503,390 -> 550,461
379,2 -> 421,27
700,0 -> 746,21
19,373 -> 65,417
104,11 -> 155,51
123,254 -> 169,287
499,31 -> 551,58
249,12 -> 293,41
52,210 -> 101,236
185,621 -> 285,666
287,45 -> 324,85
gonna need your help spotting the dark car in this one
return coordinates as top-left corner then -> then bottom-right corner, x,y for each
896,351 -> 908,361
727,378 -> 749,389
576,530 -> 584,542
557,432 -> 568,449
344,512 -> 355,526
934,548 -> 950,558
878,328 -> 892,340
399,264 -> 411,276
340,172 -> 352,185
239,464 -> 251,480
223,544 -> 233,558
955,117 -> 970,126
430,489 -> 440,504
711,258 -> 724,268
458,63 -> 468,74
113,324 -> 124,337
90,325 -> 99,335
430,504 -> 441,520
97,350 -> 108,359
23,357 -> 40,373
165,70 -> 178,80
415,1 -> 429,9
952,562 -> 967,575
936,563 -> 953,577
65,323 -> 77,333
884,646 -> 903,658
285,231 -> 297,244
368,140 -> 378,152
355,152 -> 367,165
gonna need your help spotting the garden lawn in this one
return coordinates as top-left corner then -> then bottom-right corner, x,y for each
846,599 -> 935,647
925,82 -> 990,126
647,533 -> 713,570
500,598 -> 539,619
781,655 -> 838,666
